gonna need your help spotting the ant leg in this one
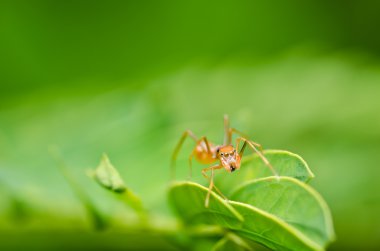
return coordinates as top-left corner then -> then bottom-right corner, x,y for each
188,152 -> 194,179
224,114 -> 230,145
236,137 -> 279,177
230,128 -> 264,151
171,130 -> 198,179
201,166 -> 226,199
202,165 -> 226,207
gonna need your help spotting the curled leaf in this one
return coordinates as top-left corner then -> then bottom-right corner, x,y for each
89,154 -> 145,215
92,153 -> 126,193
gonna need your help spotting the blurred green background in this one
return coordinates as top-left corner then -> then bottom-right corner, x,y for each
1,0 -> 380,250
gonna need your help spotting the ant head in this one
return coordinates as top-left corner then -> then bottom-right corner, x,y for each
216,145 -> 241,173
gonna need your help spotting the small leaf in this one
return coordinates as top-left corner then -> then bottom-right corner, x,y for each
168,181 -> 243,228
214,150 -> 314,195
230,177 -> 335,250
92,153 -> 126,193
90,154 -> 145,214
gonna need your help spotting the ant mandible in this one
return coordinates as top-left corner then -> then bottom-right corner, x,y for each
171,115 -> 279,207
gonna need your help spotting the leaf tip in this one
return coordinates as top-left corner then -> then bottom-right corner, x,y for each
92,154 -> 127,193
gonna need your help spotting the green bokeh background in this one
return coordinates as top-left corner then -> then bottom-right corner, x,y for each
1,1 -> 380,250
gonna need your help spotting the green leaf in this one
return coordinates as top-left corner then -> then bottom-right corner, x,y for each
92,153 -> 127,193
169,179 -> 335,251
214,150 -> 314,195
230,177 -> 335,250
168,181 -> 243,228
89,154 -> 145,214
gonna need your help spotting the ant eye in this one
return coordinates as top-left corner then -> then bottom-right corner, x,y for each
220,153 -> 224,156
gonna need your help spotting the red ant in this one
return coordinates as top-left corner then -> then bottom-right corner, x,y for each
171,115 -> 278,207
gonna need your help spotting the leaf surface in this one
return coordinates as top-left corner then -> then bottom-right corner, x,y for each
169,178 -> 335,251
230,177 -> 335,250
168,182 -> 243,229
